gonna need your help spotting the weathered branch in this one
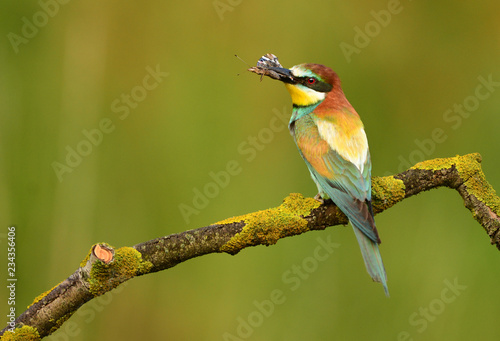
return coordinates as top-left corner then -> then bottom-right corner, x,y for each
2,153 -> 499,340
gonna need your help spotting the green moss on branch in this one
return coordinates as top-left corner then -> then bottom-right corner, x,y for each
219,193 -> 321,254
0,326 -> 40,341
88,246 -> 153,296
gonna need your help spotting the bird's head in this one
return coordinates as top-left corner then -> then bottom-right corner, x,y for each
262,63 -> 340,107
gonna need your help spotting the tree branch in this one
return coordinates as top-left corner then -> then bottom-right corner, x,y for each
2,153 -> 499,340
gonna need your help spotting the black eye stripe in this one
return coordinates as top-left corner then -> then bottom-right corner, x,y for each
297,77 -> 333,93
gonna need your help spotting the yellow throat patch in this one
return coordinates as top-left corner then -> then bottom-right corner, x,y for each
285,83 -> 326,106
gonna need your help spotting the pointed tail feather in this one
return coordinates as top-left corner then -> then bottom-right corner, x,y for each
352,225 -> 389,297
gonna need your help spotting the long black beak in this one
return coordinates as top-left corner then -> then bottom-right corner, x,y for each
267,67 -> 295,83
248,66 -> 295,84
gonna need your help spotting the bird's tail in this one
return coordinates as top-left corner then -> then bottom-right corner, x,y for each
352,225 -> 389,296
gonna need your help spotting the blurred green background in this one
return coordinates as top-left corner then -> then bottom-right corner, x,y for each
2,0 -> 500,340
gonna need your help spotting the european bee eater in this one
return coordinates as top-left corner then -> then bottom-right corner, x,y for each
249,54 -> 388,296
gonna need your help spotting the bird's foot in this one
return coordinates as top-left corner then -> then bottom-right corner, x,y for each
314,193 -> 324,203
314,193 -> 334,205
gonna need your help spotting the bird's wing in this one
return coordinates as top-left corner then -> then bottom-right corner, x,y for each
293,113 -> 379,243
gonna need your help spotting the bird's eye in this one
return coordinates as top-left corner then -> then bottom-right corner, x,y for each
307,78 -> 316,84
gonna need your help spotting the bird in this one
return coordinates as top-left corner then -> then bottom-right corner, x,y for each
249,54 -> 389,296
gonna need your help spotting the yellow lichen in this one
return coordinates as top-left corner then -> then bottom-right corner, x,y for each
27,283 -> 60,309
48,312 -> 75,335
410,153 -> 481,173
411,154 -> 460,171
88,246 -> 153,296
218,193 -> 321,254
80,250 -> 91,268
371,176 -> 406,213
455,155 -> 500,216
411,153 -> 500,216
0,325 -> 40,341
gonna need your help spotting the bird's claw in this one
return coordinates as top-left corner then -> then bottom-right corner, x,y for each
314,193 -> 325,204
